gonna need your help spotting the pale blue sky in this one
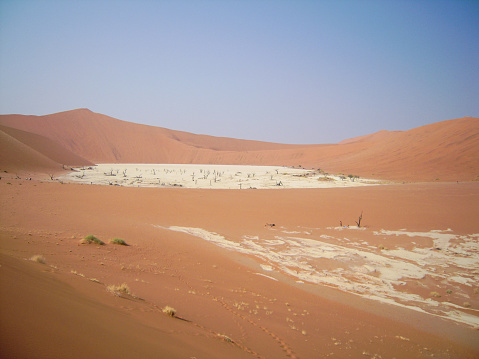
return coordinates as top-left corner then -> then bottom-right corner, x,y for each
1,0 -> 478,144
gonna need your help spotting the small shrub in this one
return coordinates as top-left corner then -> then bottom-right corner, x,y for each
162,306 -> 176,317
80,235 -> 105,245
218,334 -> 234,343
430,291 -> 441,298
317,176 -> 334,182
107,283 -> 131,296
110,238 -> 128,246
30,254 -> 46,264
71,270 -> 85,277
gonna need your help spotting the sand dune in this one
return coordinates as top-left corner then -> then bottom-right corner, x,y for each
0,128 -> 60,172
0,124 -> 92,172
1,109 -> 478,357
1,179 -> 478,358
0,109 -> 477,181
0,109 -> 298,163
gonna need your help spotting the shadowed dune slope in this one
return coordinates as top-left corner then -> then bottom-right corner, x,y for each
0,129 -> 60,172
0,109 -> 477,181
0,125 -> 92,172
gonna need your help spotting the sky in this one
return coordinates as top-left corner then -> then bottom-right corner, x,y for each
0,0 -> 478,144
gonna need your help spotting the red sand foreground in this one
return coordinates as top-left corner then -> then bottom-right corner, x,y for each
1,176 -> 478,358
1,110 -> 478,358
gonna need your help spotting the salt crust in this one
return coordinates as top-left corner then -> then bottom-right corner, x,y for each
157,225 -> 479,327
61,164 -> 383,189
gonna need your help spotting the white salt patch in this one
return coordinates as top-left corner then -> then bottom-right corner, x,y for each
260,264 -> 274,271
255,273 -> 278,281
448,276 -> 474,286
60,164 -> 383,189
263,239 -> 285,246
157,225 -> 479,328
374,229 -> 456,250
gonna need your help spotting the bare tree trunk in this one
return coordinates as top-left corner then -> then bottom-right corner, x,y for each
355,211 -> 363,228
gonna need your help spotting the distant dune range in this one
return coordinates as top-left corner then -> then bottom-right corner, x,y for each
0,108 -> 477,181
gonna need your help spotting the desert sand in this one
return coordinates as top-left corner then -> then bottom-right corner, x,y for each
1,109 -> 478,181
1,110 -> 479,358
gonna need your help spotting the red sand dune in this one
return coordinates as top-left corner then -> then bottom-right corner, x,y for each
1,181 -> 478,358
1,109 -> 478,358
0,124 -> 92,174
0,109 -> 477,181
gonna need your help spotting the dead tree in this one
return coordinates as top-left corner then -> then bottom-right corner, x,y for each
355,211 -> 363,228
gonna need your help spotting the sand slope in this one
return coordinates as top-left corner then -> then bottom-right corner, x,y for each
0,109 -> 477,181
1,180 -> 478,358
0,109 -> 298,162
0,254 -> 254,359
0,124 -> 92,173
0,128 -> 60,172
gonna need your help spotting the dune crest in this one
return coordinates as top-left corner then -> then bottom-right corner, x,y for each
0,109 -> 477,181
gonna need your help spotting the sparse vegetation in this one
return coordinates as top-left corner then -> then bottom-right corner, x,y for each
107,283 -> 132,296
29,254 -> 46,264
110,238 -> 128,246
80,234 -> 105,245
317,176 -> 334,182
71,270 -> 85,277
430,291 -> 441,298
162,306 -> 176,317
218,334 -> 234,343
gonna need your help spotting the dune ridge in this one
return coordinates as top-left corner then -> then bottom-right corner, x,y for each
0,109 -> 478,181
1,108 -> 478,358
0,124 -> 92,171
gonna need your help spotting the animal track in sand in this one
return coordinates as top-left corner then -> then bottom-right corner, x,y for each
213,295 -> 299,359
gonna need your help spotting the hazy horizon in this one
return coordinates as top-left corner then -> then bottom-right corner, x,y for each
1,0 -> 478,144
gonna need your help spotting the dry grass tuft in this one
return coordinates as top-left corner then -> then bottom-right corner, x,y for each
218,334 -> 234,343
80,235 -> 105,245
162,306 -> 176,317
110,238 -> 128,246
30,254 -> 46,264
71,270 -> 85,277
107,283 -> 132,297
317,176 -> 334,182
